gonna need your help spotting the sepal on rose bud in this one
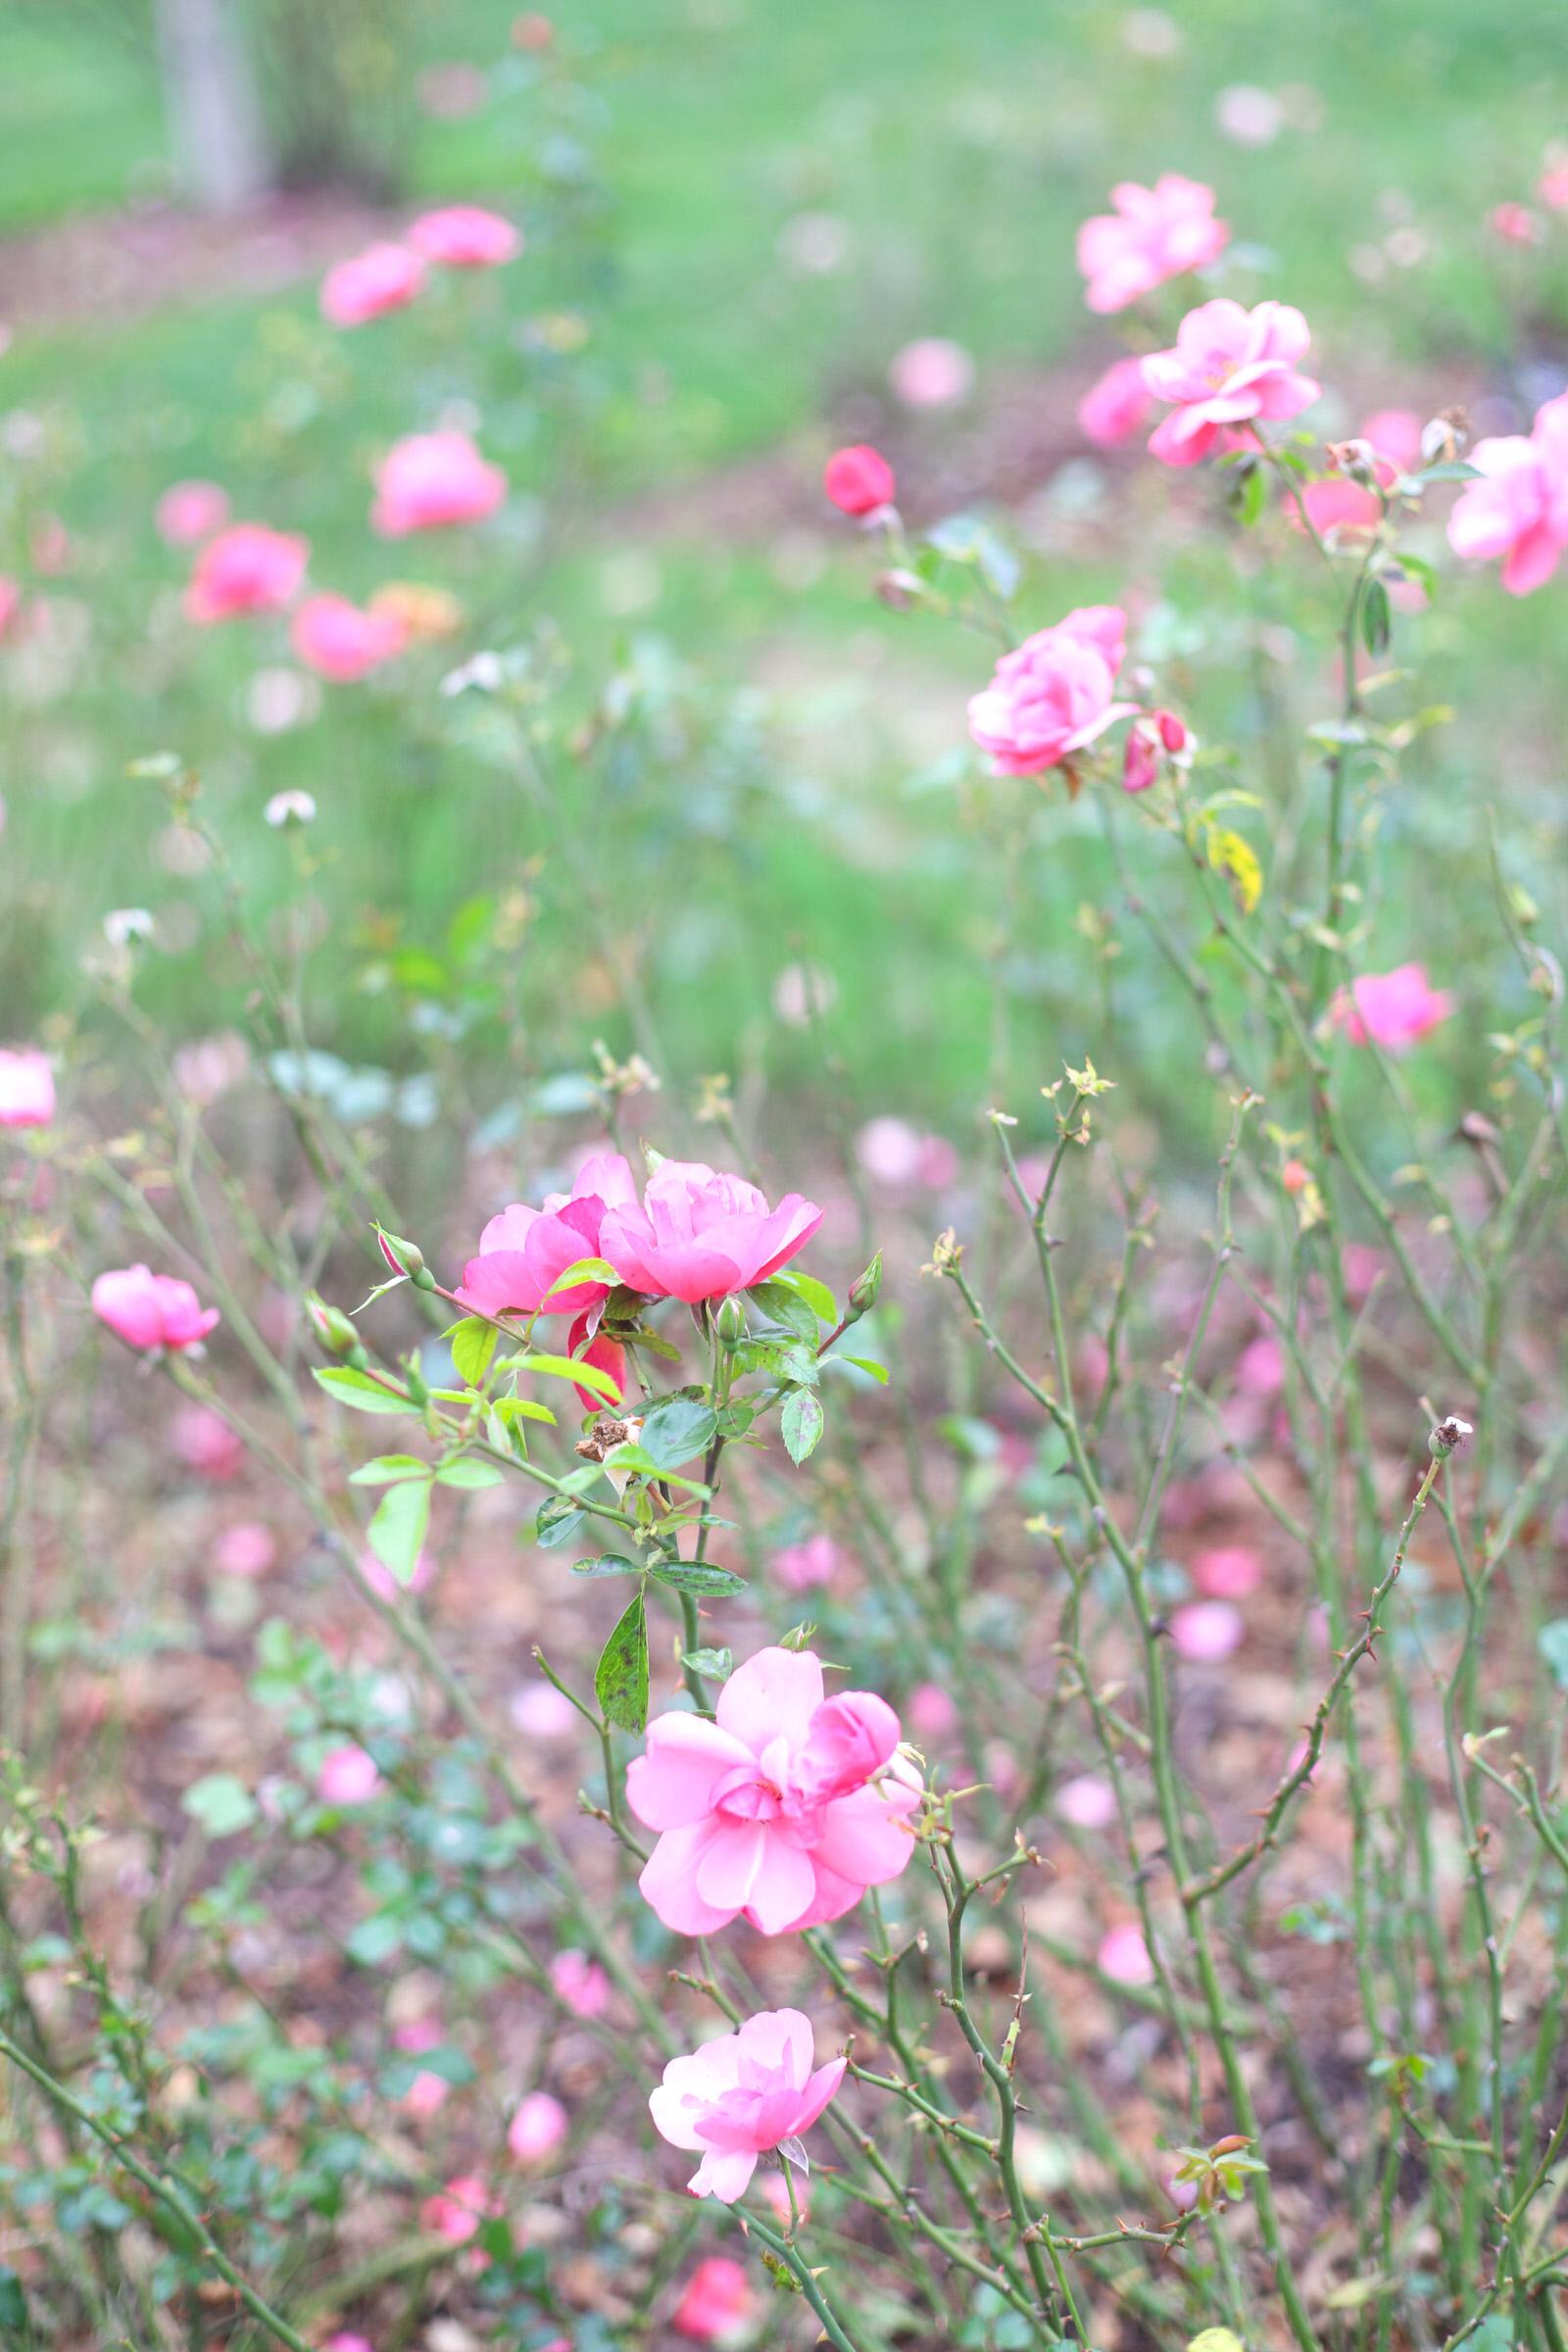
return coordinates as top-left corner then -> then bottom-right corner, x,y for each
306,1292 -> 368,1367
376,1227 -> 437,1290
715,1294 -> 747,1348
847,1251 -> 882,1319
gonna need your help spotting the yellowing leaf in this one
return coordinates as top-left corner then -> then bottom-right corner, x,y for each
1207,826 -> 1262,914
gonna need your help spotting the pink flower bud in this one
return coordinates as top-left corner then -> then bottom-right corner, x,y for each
419,2174 -> 499,2245
1156,708 -> 1189,754
550,1949 -> 610,2018
508,2088 -> 569,2163
1122,718 -> 1158,794
823,445 -> 895,516
317,1745 -> 382,1806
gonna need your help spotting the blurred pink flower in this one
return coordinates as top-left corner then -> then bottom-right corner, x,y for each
511,1680 -> 581,1737
550,1948 -> 611,2018
1341,1243 -> 1384,1303
670,2254 -> 756,2340
1170,1600 -> 1245,1662
408,206 -> 521,267
823,445 -> 894,515
459,1151 -> 637,1319
1192,1545 -> 1262,1598
213,1521 -> 277,1577
1295,454 -> 1396,541
290,593 -> 407,682
627,1646 -> 919,1936
1361,409 -> 1425,473
325,2336 -> 376,2352
170,1402 -> 245,1482
92,1265 -> 220,1352
650,2007 -> 845,2203
1329,963 -> 1455,1054
371,432 -> 509,536
889,336 -> 975,409
906,1682 -> 958,1740
156,480 -> 230,546
1054,1773 -> 1117,1830
601,1161 -> 823,1304
1077,175 -> 1229,314
1078,355 -> 1156,446
1447,391 -> 1568,594
564,1309 -> 626,1412
401,2069 -> 449,2117
0,577 -> 20,638
1539,164 -> 1568,211
359,1546 -> 436,1602
1142,300 -> 1320,466
320,242 -> 425,326
317,1745 -> 382,1805
857,1115 -> 920,1183
420,2174 -> 499,2244
1235,1334 -> 1285,1396
393,2019 -> 443,2054
1490,202 -> 1544,246
508,2088 -> 569,2162
184,524 -> 309,623
773,1534 -> 839,1592
1098,1923 -> 1154,1984
968,605 -> 1135,775
0,1048 -> 54,1128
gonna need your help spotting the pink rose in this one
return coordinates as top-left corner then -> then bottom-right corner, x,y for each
1097,1923 -> 1154,1984
1447,391 -> 1568,595
565,1310 -> 626,1412
511,1680 -> 580,1737
458,1152 -> 638,1319
600,1160 -> 823,1305
889,337 -> 974,409
967,605 -> 1136,776
0,1047 -> 54,1128
1191,1545 -> 1262,1599
156,480 -> 230,547
290,593 -> 407,682
1361,409 -> 1425,473
773,1534 -> 839,1592
1076,175 -> 1229,315
1540,165 -> 1568,212
550,1948 -> 611,2018
508,2088 -> 569,2163
92,1264 -> 220,1352
183,524 -> 310,623
370,431 -> 509,536
317,1745 -> 382,1805
1054,1773 -> 1117,1830
213,1521 -> 277,1577
1141,299 -> 1320,467
319,242 -> 425,326
169,1401 -> 245,1481
325,2337 -> 376,2352
0,577 -> 20,638
823,445 -> 894,515
401,2069 -> 449,2118
419,2174 -> 499,2245
1170,1599 -> 1245,1662
670,2254 -> 756,2341
1329,962 -> 1455,1054
650,2007 -> 845,2203
627,1645 -> 919,1936
1490,203 -> 1544,247
1234,1334 -> 1284,1396
906,1682 -> 957,1740
408,206 -> 521,267
1078,355 -> 1156,447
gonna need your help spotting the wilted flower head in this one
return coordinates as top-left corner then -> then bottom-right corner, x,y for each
650,2007 -> 846,2202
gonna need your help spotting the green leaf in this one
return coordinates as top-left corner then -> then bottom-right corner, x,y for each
492,1395 -> 557,1425
602,1444 -> 711,1493
512,1350 -> 622,1399
181,1773 -> 258,1838
434,1458 -> 505,1489
731,1338 -> 819,1386
639,1396 -> 718,1470
349,1454 -> 431,1485
649,1558 -> 748,1597
780,1389 -> 825,1465
1411,460 -> 1480,485
714,1402 -> 756,1439
837,1354 -> 889,1384
570,1555 -> 645,1579
1538,1619 -> 1568,1690
748,1281 -> 820,1347
1236,461 -> 1266,526
346,1912 -> 405,1966
448,1316 -> 499,1388
536,1496 -> 587,1548
1360,576 -> 1391,659
681,1645 -> 733,1681
368,1475 -> 433,1584
0,2268 -> 26,2330
772,1266 -> 837,1324
544,1256 -> 621,1298
595,1592 -> 650,1733
314,1366 -> 413,1414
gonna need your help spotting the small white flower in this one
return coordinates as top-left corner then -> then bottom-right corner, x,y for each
265,790 -> 317,828
103,907 -> 155,947
439,650 -> 504,698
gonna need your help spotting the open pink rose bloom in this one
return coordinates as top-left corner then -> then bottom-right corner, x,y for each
1447,391 -> 1568,596
183,523 -> 310,623
1141,299 -> 1320,467
459,1151 -> 637,1318
627,1645 -> 919,1935
319,242 -> 425,327
91,1264 -> 220,1352
649,2005 -> 846,2202
291,592 -> 408,682
371,431 -> 509,535
408,206 -> 521,267
967,605 -> 1135,776
599,1159 -> 823,1304
1329,962 -> 1454,1054
1076,174 -> 1229,314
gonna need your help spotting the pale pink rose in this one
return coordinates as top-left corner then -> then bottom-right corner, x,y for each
917,1134 -> 959,1187
1361,409 -> 1425,472
1077,175 -> 1229,314
650,2007 -> 845,2203
1540,164 -> 1568,211
1170,1599 -> 1244,1662
183,524 -> 310,623
1054,1773 -> 1117,1830
214,1521 -> 277,1577
156,480 -> 230,546
1142,298 -> 1319,467
1191,1545 -> 1262,1598
420,2174 -> 499,2244
511,1679 -> 581,1737
670,2254 -> 756,2340
370,431 -> 508,536
889,336 -> 975,409
601,1161 -> 823,1305
1329,963 -> 1455,1054
1447,391 -> 1568,594
906,1682 -> 957,1740
857,1115 -> 923,1184
967,605 -> 1136,775
320,242 -> 425,326
1490,202 -> 1544,246
0,1048 -> 54,1128
459,1152 -> 634,1320
550,1948 -> 610,2018
0,578 -> 20,639
408,206 -> 521,267
1078,355 -> 1156,446
170,1401 -> 245,1482
317,1745 -> 382,1805
1234,1334 -> 1285,1396
290,593 -> 407,683
359,1546 -> 436,1602
1097,1923 -> 1154,1984
1341,1243 -> 1384,1303
985,1740 -> 1022,1796
627,1646 -> 920,1936
508,2088 -> 569,2162
92,1264 -> 220,1352
773,1534 -> 839,1592
823,445 -> 894,515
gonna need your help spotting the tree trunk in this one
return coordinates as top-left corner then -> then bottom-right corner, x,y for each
154,0 -> 272,212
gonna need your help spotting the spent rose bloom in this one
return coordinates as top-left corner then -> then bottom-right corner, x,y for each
155,479 -> 230,546
967,605 -> 1135,776
1330,962 -> 1455,1054
290,592 -> 408,682
508,2088 -> 569,2163
371,431 -> 509,535
650,2007 -> 846,2203
1076,175 -> 1229,314
1140,299 -> 1320,467
627,1645 -> 919,1936
0,1047 -> 55,1128
183,524 -> 310,623
92,1265 -> 220,1352
1447,391 -> 1568,595
1078,354 -> 1156,447
823,444 -> 895,515
319,242 -> 425,326
408,206 -> 521,267
600,1161 -> 823,1304
670,2255 -> 756,2341
458,1152 -> 638,1318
